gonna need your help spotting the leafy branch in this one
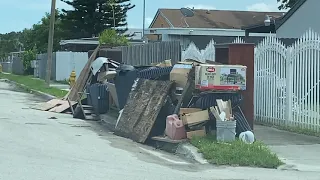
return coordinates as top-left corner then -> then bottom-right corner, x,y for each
98,29 -> 128,47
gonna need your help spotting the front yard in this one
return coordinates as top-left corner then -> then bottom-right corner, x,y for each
190,135 -> 283,169
0,73 -> 68,98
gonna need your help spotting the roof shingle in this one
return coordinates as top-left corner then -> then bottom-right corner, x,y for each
156,9 -> 284,29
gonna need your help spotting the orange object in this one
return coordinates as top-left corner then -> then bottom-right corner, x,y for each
165,114 -> 187,140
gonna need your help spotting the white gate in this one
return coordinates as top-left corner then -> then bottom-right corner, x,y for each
255,29 -> 320,131
287,29 -> 320,130
254,35 -> 288,125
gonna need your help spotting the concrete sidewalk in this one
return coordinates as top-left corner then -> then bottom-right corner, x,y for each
255,125 -> 320,172
49,83 -> 70,91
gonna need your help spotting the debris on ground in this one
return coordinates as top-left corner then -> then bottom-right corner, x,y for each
27,43 -> 284,168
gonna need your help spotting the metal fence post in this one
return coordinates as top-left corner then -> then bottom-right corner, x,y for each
285,47 -> 293,126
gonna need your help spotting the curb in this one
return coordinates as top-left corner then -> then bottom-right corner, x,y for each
0,78 -> 56,100
176,142 -> 209,164
99,112 -> 208,164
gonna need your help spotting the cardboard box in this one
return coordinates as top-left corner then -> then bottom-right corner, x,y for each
179,108 -> 202,115
187,128 -> 206,139
181,110 -> 209,126
195,64 -> 247,91
170,62 -> 193,89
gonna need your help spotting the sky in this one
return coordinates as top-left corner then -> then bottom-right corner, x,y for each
0,0 -> 283,33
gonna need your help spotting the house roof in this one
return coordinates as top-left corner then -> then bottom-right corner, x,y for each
150,8 -> 284,29
60,28 -> 144,46
275,0 -> 307,30
241,18 -> 277,34
145,27 -> 275,37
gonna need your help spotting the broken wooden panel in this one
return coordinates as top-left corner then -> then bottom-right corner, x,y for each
66,45 -> 100,101
115,79 -> 173,143
32,99 -> 64,111
48,100 -> 77,113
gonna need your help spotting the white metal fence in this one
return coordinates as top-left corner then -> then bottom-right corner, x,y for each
34,51 -> 88,81
181,37 -> 245,62
182,40 -> 215,62
255,28 -> 320,131
55,52 -> 88,81
182,29 -> 320,131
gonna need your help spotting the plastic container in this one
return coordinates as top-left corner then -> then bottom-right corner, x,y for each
165,114 -> 186,140
216,120 -> 236,142
239,131 -> 255,144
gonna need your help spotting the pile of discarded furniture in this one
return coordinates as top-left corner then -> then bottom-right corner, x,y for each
34,45 -> 255,144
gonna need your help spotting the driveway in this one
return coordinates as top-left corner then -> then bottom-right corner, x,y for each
255,125 -> 320,172
0,81 -> 320,180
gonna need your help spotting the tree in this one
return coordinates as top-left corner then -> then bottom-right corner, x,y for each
277,0 -> 297,10
22,49 -> 36,75
0,10 -> 67,61
20,10 -> 66,53
60,0 -> 135,39
0,32 -> 22,60
98,29 -> 128,47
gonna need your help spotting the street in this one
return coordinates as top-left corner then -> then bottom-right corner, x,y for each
0,81 -> 319,180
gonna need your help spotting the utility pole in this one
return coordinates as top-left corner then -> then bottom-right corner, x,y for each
142,0 -> 146,40
45,0 -> 56,86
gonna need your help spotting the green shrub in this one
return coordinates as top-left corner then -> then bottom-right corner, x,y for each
98,29 -> 128,47
22,49 -> 36,75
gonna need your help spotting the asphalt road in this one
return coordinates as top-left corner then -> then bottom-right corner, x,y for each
0,81 -> 319,180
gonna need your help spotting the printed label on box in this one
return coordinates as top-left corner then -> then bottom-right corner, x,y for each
201,80 -> 208,87
195,65 -> 247,91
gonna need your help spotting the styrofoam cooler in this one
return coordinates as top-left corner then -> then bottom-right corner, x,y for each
165,114 -> 186,140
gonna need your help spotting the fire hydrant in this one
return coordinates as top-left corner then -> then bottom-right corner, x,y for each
69,70 -> 76,89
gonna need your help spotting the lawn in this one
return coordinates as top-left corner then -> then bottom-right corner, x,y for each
0,73 -> 68,98
190,135 -> 283,169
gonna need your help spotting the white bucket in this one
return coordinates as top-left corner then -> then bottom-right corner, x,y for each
216,120 -> 236,142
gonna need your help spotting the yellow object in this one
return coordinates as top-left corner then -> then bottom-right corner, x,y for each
69,70 -> 76,89
0,63 -> 2,73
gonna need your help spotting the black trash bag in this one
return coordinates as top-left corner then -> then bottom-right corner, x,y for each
114,64 -> 138,109
116,64 -> 135,74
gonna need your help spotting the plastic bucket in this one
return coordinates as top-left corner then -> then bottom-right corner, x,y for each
216,120 -> 236,142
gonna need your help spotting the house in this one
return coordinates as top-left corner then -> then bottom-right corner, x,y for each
145,8 -> 284,50
60,28 -> 145,52
243,0 -> 317,39
276,0 -> 317,38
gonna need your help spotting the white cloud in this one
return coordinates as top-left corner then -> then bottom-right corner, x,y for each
246,2 -> 282,12
185,4 -> 216,10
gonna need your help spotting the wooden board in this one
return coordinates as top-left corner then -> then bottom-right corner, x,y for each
65,45 -> 100,101
48,101 -> 77,113
32,99 -> 64,111
114,79 -> 172,143
106,82 -> 119,108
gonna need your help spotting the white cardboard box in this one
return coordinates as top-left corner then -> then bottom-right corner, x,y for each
195,64 -> 247,91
